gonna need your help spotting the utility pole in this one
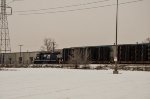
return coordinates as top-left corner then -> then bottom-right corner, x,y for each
52,41 -> 56,53
113,0 -> 119,74
19,45 -> 23,64
19,45 -> 23,57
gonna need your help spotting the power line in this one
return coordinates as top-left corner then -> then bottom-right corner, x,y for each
7,0 -> 24,5
17,0 -> 143,15
14,0 -> 111,13
7,0 -> 15,4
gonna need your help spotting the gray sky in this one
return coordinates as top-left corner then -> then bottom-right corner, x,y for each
7,0 -> 150,52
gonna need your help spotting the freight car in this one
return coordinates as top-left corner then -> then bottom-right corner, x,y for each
62,45 -> 112,64
62,43 -> 150,64
118,43 -> 150,64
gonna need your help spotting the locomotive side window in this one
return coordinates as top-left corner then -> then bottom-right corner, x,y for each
43,54 -> 47,60
47,54 -> 51,60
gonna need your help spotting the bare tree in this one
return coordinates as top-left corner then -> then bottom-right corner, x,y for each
146,37 -> 150,43
81,48 -> 91,67
68,49 -> 82,69
68,48 -> 90,69
41,38 -> 56,52
142,37 -> 150,43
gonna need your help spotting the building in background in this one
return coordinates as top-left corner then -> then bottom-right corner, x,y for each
0,51 -> 38,65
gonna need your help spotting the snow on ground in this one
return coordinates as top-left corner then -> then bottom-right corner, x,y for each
0,68 -> 150,99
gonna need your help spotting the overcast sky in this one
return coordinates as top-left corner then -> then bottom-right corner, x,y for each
6,0 -> 150,52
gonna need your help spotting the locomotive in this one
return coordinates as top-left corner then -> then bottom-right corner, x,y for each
34,51 -> 61,64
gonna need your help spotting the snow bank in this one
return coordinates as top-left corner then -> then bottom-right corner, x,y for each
0,68 -> 150,99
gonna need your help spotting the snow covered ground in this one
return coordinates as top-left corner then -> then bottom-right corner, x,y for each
0,68 -> 150,99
